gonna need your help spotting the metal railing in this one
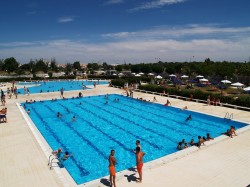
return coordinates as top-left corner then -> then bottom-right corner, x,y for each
224,112 -> 233,120
48,155 -> 60,170
111,86 -> 250,112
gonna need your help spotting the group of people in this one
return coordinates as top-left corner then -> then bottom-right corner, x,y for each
207,95 -> 221,106
52,92 -> 84,102
104,97 -> 120,105
51,148 -> 74,163
57,112 -> 76,122
124,88 -> 133,98
177,127 -> 237,151
25,99 -> 36,103
180,115 -> 237,149
177,133 -> 214,150
6,86 -> 18,99
51,140 -> 145,187
109,140 -> 145,187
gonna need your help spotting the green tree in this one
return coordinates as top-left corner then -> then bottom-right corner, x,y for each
93,63 -> 99,70
123,63 -> 132,70
0,60 -> 4,71
33,59 -> 48,73
65,63 -> 73,75
151,64 -> 164,73
16,69 -> 25,75
102,62 -> 109,70
215,61 -> 235,78
73,61 -> 81,70
164,63 -> 176,74
28,59 -> 35,73
141,64 -> 152,73
19,64 -> 31,71
131,64 -> 141,73
115,65 -> 123,72
50,58 -> 58,72
204,58 -> 211,64
3,57 -> 19,72
87,63 -> 99,71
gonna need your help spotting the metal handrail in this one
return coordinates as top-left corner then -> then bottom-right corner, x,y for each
224,112 -> 229,119
229,113 -> 234,120
48,155 -> 54,166
49,157 -> 60,170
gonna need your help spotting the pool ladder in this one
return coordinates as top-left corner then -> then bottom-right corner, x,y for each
224,112 -> 233,120
48,155 -> 60,170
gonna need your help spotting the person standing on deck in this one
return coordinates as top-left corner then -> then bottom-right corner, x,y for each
136,147 -> 145,183
60,88 -> 64,97
108,150 -> 116,187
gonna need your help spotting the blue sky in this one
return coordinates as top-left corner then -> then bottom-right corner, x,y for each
0,0 -> 250,64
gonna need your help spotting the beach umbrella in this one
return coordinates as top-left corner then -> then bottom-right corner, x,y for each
135,74 -> 141,77
155,75 -> 162,79
132,73 -> 136,75
199,78 -> 209,82
221,80 -> 231,84
139,72 -> 144,75
231,82 -> 244,87
169,74 -> 176,77
243,87 -> 250,91
112,73 -> 117,76
181,75 -> 189,78
118,73 -> 124,76
148,73 -> 154,76
196,75 -> 204,78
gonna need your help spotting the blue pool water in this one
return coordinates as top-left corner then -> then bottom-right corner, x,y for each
16,80 -> 108,94
22,94 -> 247,184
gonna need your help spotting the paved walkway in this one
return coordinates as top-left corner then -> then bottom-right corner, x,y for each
0,84 -> 249,187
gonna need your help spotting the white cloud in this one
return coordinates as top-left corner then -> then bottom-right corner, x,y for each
1,25 -> 250,63
105,0 -> 124,5
102,25 -> 250,40
102,32 -> 132,38
58,16 -> 75,23
130,0 -> 187,11
0,42 -> 39,48
1,38 -> 249,63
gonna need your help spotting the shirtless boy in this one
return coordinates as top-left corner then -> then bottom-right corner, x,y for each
136,147 -> 145,183
109,150 -> 116,187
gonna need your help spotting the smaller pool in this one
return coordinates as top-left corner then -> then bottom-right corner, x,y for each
16,80 -> 108,94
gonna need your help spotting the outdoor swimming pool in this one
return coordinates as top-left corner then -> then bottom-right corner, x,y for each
16,80 -> 108,94
22,94 -> 247,185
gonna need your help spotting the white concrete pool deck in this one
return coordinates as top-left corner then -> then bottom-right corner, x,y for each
1,84 -> 250,187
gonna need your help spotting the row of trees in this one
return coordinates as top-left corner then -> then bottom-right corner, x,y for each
1,57 -> 250,82
109,58 -> 250,78
88,58 -> 250,79
0,58 -> 82,75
